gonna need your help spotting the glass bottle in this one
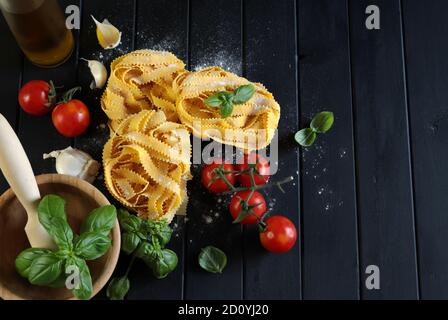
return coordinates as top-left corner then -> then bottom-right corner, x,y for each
0,0 -> 74,67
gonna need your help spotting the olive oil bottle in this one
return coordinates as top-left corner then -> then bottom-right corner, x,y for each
0,0 -> 74,67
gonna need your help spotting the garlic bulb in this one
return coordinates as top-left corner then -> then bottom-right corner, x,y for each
91,15 -> 121,49
81,58 -> 107,89
43,147 -> 101,183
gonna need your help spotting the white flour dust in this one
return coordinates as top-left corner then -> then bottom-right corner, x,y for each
194,51 -> 241,75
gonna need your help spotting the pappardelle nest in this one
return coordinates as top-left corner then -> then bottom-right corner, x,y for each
103,110 -> 191,222
101,50 -> 280,222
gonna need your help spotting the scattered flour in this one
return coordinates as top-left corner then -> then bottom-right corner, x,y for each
194,51 -> 241,75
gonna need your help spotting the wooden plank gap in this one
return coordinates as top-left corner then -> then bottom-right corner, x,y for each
294,0 -> 304,300
346,0 -> 362,300
398,0 -> 421,300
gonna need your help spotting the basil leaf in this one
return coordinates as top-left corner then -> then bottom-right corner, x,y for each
66,257 -> 92,300
154,225 -> 172,247
198,246 -> 227,274
37,194 -> 67,223
150,249 -> 178,279
74,231 -> 111,260
143,220 -> 172,247
48,216 -> 74,250
310,111 -> 334,133
220,102 -> 234,118
15,248 -> 51,278
121,232 -> 141,255
55,248 -> 71,259
37,195 -> 73,249
107,276 -> 130,300
233,84 -> 255,104
47,272 -> 68,288
204,94 -> 223,107
294,128 -> 317,147
135,241 -> 152,260
218,91 -> 234,103
80,205 -> 117,236
118,208 -> 142,233
28,253 -> 63,285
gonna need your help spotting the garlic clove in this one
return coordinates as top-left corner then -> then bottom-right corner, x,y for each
81,58 -> 108,89
43,147 -> 101,184
92,15 -> 121,50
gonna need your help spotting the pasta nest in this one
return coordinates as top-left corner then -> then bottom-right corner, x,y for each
101,51 -> 281,221
103,110 -> 192,223
173,67 -> 281,151
101,49 -> 186,132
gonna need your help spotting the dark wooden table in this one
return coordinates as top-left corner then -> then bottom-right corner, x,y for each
1,0 -> 447,300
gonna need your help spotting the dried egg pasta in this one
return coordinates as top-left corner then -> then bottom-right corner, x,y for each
101,51 -> 281,221
103,110 -> 191,222
173,67 -> 280,151
101,49 -> 186,131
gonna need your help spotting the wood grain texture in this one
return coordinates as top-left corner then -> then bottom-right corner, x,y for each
75,0 -> 135,178
348,0 -> 419,299
0,14 -> 23,194
75,0 -> 135,300
16,0 -> 80,175
132,0 -> 188,300
2,0 -> 448,300
185,0 -> 244,300
0,174 -> 119,300
402,0 -> 448,299
243,0 -> 301,299
298,0 -> 359,299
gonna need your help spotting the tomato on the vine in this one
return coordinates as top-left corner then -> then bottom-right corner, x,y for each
229,190 -> 267,224
235,153 -> 270,187
201,160 -> 236,193
51,87 -> 90,137
18,80 -> 57,116
260,216 -> 297,253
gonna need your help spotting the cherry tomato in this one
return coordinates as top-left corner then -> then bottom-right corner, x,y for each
235,153 -> 270,187
52,99 -> 90,137
201,160 -> 236,193
229,191 -> 267,224
260,216 -> 297,253
18,80 -> 56,116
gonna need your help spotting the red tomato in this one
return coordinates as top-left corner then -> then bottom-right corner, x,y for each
201,160 -> 236,193
235,153 -> 270,187
52,99 -> 90,137
260,216 -> 297,253
18,80 -> 56,116
229,191 -> 267,224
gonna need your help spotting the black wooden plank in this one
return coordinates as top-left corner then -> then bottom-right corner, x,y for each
18,0 -> 80,177
75,0 -> 136,300
298,0 -> 359,299
132,0 -> 188,300
402,0 -> 448,299
0,15 -> 22,194
243,0 -> 301,299
348,0 -> 419,299
185,0 -> 243,300
75,0 -> 135,166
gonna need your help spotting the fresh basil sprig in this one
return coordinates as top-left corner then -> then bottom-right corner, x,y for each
295,111 -> 334,147
15,195 -> 117,300
198,246 -> 227,274
106,209 -> 178,300
204,84 -> 256,118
